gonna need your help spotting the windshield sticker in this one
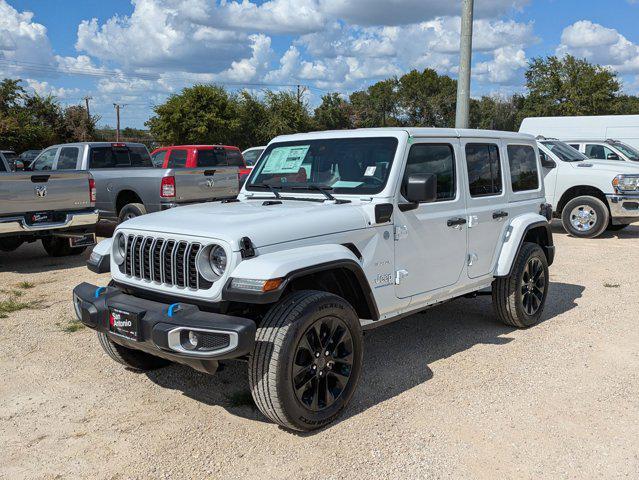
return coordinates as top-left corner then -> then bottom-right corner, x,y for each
261,145 -> 310,174
364,166 -> 377,177
332,181 -> 364,188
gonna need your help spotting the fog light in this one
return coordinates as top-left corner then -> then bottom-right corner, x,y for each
188,330 -> 199,348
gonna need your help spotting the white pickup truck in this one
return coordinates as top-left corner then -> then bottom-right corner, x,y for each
537,138 -> 639,237
74,128 -> 554,431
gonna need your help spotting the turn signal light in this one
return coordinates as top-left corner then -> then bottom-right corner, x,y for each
89,178 -> 97,202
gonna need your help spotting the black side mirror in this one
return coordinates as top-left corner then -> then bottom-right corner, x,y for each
401,173 -> 437,211
607,152 -> 620,160
540,152 -> 556,169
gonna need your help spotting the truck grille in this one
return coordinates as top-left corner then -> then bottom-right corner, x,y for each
122,235 -> 212,290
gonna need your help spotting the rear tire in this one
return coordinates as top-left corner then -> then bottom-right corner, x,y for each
97,332 -> 170,371
249,290 -> 363,431
118,203 -> 147,224
42,237 -> 87,257
492,242 -> 549,329
561,196 -> 609,238
0,237 -> 23,252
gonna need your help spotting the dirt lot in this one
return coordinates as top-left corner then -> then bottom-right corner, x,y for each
1,224 -> 638,479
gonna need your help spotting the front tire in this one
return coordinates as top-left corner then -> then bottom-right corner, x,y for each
492,242 -> 549,328
97,332 -> 170,371
42,237 -> 87,257
249,290 -> 363,431
561,196 -> 609,238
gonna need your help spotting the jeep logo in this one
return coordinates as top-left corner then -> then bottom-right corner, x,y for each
35,185 -> 47,198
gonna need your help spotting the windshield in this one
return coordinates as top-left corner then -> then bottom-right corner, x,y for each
243,148 -> 264,166
610,142 -> 639,161
541,141 -> 587,162
246,137 -> 399,195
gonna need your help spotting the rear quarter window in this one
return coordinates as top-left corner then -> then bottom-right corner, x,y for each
507,144 -> 540,192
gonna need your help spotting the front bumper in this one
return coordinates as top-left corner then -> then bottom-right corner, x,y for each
606,195 -> 639,224
0,209 -> 98,236
72,282 -> 256,372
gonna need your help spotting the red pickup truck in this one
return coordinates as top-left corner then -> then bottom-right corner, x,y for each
151,145 -> 251,183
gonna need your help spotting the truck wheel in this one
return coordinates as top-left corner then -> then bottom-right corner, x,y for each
118,203 -> 147,223
249,290 -> 363,431
41,237 -> 87,257
492,242 -> 549,329
97,332 -> 170,371
0,237 -> 23,252
561,196 -> 609,238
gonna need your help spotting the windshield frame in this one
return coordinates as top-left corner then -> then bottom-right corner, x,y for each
540,141 -> 587,162
245,136 -> 400,196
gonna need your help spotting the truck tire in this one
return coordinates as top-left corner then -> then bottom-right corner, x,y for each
0,237 -> 23,252
97,332 -> 170,371
492,242 -> 549,329
118,203 -> 147,223
249,290 -> 363,431
561,196 -> 609,238
41,237 -> 87,257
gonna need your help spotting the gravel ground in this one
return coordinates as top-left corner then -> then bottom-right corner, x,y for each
1,223 -> 638,479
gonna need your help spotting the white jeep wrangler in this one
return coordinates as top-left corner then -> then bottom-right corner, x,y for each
537,138 -> 639,237
74,128 -> 554,431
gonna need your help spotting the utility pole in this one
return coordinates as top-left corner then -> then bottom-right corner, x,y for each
455,0 -> 474,129
113,103 -> 122,142
83,96 -> 92,121
296,84 -> 307,106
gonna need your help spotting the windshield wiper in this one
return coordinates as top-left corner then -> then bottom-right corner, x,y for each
251,183 -> 281,198
291,185 -> 351,204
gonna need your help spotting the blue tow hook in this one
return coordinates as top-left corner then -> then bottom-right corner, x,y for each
94,286 -> 107,299
167,303 -> 181,318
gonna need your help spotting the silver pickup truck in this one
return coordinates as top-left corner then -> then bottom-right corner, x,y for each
0,154 -> 98,256
29,142 -> 239,223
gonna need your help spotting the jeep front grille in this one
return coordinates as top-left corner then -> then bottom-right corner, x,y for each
122,235 -> 212,290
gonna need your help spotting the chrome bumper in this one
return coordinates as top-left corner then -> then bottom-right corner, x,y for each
606,195 -> 639,222
0,210 -> 98,235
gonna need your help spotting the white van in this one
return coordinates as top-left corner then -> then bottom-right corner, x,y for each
520,115 -> 639,150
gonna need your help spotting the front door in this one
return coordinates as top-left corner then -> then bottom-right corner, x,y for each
461,139 -> 510,279
394,139 -> 468,299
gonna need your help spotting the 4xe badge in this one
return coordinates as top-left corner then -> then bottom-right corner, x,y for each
34,185 -> 47,198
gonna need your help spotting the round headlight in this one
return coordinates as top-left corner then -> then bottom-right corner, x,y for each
209,245 -> 227,276
113,233 -> 127,265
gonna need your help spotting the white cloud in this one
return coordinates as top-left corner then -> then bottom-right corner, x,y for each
557,20 -> 639,74
25,79 -> 79,98
0,0 -> 55,75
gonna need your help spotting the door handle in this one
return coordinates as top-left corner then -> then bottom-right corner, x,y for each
492,211 -> 509,220
447,217 -> 467,228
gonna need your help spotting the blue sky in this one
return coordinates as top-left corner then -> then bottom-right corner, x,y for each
1,0 -> 638,128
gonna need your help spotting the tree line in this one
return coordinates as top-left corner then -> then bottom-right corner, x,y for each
2,55 -> 639,153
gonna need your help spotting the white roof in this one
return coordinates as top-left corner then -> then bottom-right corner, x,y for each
272,127 -> 534,143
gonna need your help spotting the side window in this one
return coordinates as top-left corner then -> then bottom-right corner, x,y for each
585,144 -> 618,160
243,149 -> 263,166
507,144 -> 540,192
0,156 -> 6,172
465,143 -> 502,197
32,148 -> 57,171
226,150 -> 244,167
90,147 -> 116,168
402,144 -> 455,201
151,150 -> 166,168
168,149 -> 187,168
56,147 -> 80,170
569,144 -> 580,150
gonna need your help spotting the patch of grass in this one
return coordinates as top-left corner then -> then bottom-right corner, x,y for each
604,283 -> 620,288
17,281 -> 35,290
225,390 -> 256,409
11,290 -> 24,298
0,297 -> 32,317
61,319 -> 86,333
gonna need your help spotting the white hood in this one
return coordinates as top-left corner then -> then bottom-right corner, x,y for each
119,199 -> 370,250
570,160 -> 639,175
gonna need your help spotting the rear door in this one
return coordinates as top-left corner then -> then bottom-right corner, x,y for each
462,138 -> 510,279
